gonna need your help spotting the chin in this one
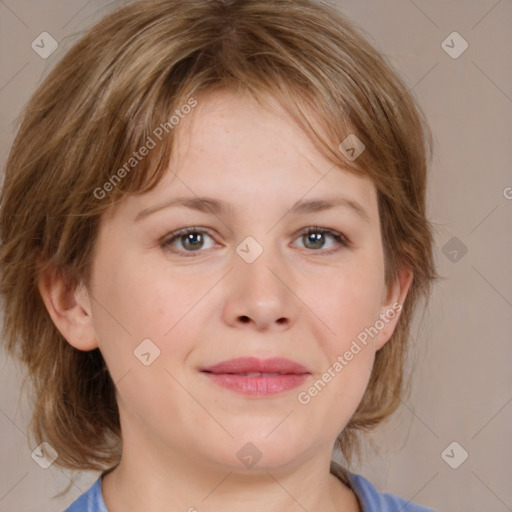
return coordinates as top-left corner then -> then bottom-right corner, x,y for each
205,429 -> 308,473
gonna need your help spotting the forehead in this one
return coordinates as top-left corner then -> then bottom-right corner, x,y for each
108,88 -> 379,224
174,88 -> 334,174
173,89 -> 374,194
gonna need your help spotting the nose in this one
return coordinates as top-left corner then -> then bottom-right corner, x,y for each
222,242 -> 297,332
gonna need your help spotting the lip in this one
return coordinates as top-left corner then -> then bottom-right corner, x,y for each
201,357 -> 310,375
200,357 -> 311,397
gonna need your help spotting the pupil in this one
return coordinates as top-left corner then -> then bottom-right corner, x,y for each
306,232 -> 324,248
184,233 -> 202,250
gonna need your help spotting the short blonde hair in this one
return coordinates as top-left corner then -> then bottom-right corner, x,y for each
0,0 -> 438,472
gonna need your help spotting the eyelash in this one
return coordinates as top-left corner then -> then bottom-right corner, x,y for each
160,226 -> 351,257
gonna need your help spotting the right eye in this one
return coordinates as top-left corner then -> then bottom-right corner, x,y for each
161,227 -> 219,256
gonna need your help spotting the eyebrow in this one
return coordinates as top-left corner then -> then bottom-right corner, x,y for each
134,195 -> 371,223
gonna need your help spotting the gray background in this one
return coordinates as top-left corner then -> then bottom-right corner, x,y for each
1,0 -> 511,510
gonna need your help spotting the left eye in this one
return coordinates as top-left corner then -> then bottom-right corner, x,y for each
293,227 -> 350,252
161,226 -> 350,256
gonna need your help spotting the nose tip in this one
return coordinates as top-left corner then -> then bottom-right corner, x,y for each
222,241 -> 296,332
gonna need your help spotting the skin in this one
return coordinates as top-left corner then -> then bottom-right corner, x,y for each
39,89 -> 412,512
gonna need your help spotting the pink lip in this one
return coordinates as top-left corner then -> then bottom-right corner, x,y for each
200,357 -> 311,396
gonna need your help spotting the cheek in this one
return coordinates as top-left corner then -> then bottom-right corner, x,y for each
307,254 -> 385,350
89,254 -> 205,429
90,247 -> 217,379
297,265 -> 383,428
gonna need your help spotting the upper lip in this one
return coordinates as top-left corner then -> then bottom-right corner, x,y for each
200,357 -> 310,375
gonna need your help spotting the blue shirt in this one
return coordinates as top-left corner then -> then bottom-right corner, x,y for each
64,461 -> 435,512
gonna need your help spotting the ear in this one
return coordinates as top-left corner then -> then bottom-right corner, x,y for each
374,267 -> 413,351
37,264 -> 98,351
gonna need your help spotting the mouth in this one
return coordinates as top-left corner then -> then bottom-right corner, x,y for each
199,357 -> 311,396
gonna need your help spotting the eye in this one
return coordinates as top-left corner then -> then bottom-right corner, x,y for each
161,226 -> 350,257
292,227 -> 351,254
161,227 -> 217,256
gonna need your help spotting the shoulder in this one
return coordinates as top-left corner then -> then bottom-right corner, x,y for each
348,472 -> 435,512
63,478 -> 108,512
331,461 -> 435,512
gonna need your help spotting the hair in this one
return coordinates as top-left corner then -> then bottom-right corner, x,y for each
0,0 -> 438,475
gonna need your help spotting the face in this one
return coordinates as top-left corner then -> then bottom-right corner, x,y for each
66,89 -> 409,472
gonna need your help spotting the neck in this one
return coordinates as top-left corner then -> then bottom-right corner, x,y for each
101,434 -> 360,512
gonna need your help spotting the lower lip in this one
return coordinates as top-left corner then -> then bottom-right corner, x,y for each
202,373 -> 309,396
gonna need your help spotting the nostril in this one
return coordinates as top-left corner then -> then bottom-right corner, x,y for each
240,316 -> 250,323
